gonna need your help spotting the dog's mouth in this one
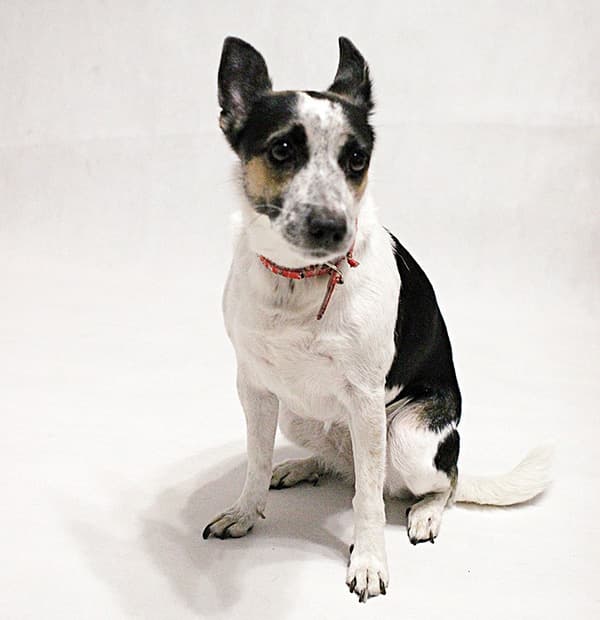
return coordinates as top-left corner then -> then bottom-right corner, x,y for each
304,248 -> 331,259
282,233 -> 354,264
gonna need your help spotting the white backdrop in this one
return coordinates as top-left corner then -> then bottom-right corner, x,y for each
1,2 -> 599,619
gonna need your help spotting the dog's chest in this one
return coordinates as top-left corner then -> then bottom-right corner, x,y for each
236,320 -> 350,418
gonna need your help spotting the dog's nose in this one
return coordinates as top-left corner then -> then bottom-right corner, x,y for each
305,207 -> 347,248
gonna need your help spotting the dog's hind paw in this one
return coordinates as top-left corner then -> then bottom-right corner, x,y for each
270,457 -> 321,489
202,504 -> 261,540
406,498 -> 444,545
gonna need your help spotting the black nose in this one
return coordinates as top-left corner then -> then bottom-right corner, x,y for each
305,207 -> 347,249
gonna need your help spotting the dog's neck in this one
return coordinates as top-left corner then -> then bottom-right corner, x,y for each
230,194 -> 379,320
258,250 -> 359,320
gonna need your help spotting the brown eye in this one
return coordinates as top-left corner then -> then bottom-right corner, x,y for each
269,140 -> 294,164
349,150 -> 367,173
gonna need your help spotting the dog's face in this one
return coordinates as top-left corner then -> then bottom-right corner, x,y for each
218,37 -> 375,266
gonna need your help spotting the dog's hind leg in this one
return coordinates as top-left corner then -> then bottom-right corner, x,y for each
272,406 -> 355,487
385,395 -> 460,545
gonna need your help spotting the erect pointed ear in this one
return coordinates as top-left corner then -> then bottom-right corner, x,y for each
218,37 -> 272,144
327,37 -> 373,110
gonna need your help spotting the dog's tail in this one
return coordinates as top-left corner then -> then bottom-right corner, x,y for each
454,444 -> 554,506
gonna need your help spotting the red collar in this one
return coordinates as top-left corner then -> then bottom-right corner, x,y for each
258,248 -> 359,320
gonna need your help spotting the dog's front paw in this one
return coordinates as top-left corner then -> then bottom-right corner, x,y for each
202,504 -> 262,540
346,543 -> 389,602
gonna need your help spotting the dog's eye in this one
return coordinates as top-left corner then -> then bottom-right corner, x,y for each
269,140 -> 294,164
349,150 -> 367,173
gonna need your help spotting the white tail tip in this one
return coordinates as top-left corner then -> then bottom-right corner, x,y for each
455,444 -> 554,506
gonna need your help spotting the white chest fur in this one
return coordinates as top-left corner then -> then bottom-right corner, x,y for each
223,203 -> 400,422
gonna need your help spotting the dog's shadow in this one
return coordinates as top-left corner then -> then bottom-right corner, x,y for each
144,445 -> 409,616
67,443 -> 410,618
143,445 -> 350,616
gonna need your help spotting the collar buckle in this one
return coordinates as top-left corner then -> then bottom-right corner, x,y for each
323,262 -> 344,284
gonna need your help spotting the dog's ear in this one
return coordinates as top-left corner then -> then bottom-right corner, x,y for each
218,37 -> 272,144
328,37 -> 373,110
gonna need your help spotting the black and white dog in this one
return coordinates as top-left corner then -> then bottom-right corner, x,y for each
203,36 -> 551,602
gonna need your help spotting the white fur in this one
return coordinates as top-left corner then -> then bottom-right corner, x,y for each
455,444 -> 554,505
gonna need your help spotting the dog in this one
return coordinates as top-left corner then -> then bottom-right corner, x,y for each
203,36 -> 552,602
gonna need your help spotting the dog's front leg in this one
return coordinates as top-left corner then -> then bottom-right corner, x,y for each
203,370 -> 278,539
345,389 -> 388,602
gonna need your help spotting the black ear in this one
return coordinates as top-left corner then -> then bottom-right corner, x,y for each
328,37 -> 373,110
218,37 -> 272,143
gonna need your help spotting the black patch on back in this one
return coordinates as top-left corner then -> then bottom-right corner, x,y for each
434,429 -> 460,476
385,231 -> 461,431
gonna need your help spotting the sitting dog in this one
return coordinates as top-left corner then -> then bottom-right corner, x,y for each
203,36 -> 551,602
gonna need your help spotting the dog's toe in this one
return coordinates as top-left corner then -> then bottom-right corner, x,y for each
203,505 -> 258,540
346,545 -> 389,602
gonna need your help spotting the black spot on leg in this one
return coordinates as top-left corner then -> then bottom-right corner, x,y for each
421,390 -> 461,433
434,429 -> 460,476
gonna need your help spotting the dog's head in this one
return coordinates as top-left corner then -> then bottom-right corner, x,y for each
218,37 -> 375,266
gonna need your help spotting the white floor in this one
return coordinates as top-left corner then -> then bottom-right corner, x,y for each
1,3 -> 599,619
